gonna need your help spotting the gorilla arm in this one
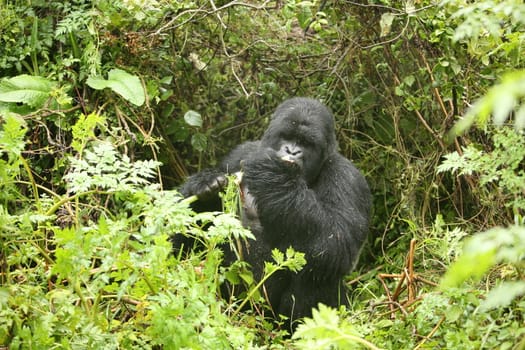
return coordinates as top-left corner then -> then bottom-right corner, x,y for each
242,150 -> 371,280
178,141 -> 260,211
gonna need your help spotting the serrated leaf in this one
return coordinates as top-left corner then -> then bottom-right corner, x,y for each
0,114 -> 27,156
87,68 -> 145,106
271,249 -> 284,264
184,110 -> 203,127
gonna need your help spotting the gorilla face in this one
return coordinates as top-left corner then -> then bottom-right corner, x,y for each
260,97 -> 337,184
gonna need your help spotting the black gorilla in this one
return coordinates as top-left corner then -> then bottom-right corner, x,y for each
179,97 -> 371,329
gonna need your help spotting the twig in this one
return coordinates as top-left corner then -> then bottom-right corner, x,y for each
152,1 -> 273,35
378,239 -> 437,319
414,316 -> 445,350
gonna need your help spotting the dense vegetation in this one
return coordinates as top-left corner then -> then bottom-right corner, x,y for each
1,0 -> 524,348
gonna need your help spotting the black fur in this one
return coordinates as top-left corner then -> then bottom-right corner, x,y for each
178,97 -> 371,329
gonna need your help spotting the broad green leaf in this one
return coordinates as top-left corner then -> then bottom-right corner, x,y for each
184,110 -> 203,127
0,75 -> 55,108
85,76 -> 108,90
160,75 -> 173,85
191,132 -> 207,152
86,68 -> 145,106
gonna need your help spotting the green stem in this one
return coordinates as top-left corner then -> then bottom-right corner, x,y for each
45,190 -> 101,216
231,265 -> 283,319
20,155 -> 42,213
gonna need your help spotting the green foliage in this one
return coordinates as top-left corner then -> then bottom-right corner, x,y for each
441,225 -> 525,306
0,134 -> 262,347
443,0 -> 525,44
0,114 -> 27,159
64,141 -> 161,193
86,69 -> 145,106
448,70 -> 525,137
293,304 -> 381,350
0,75 -> 71,110
1,0 -> 525,347
439,127 -> 525,213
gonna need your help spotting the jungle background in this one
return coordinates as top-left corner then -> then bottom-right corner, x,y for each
1,0 -> 525,348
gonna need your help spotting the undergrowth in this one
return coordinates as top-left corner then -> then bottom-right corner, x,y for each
1,0 -> 525,348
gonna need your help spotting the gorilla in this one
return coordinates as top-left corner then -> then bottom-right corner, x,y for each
178,97 -> 371,330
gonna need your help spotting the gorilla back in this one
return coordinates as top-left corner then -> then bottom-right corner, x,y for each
178,97 -> 371,330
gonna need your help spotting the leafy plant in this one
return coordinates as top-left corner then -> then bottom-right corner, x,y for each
86,68 -> 145,106
448,70 -> 525,137
0,75 -> 72,111
2,0 -> 525,347
439,127 -> 525,213
441,225 -> 525,309
293,304 -> 381,350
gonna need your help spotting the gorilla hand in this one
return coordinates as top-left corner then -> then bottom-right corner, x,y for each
247,148 -> 302,179
179,169 -> 228,200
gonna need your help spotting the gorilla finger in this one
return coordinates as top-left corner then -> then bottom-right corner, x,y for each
214,174 -> 228,191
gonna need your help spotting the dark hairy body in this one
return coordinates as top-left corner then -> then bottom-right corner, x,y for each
178,97 -> 372,330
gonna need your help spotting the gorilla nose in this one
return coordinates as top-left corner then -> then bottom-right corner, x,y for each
285,145 -> 302,156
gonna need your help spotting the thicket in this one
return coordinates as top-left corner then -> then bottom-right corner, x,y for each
1,0 -> 524,348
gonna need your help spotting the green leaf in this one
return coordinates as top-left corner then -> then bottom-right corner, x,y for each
380,13 -> 395,37
191,133 -> 207,152
448,70 -> 525,138
0,114 -> 27,157
86,68 -> 145,106
0,75 -> 55,108
71,112 -> 106,153
515,104 -> 525,129
184,110 -> 203,127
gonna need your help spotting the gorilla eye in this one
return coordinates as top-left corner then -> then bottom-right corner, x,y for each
299,136 -> 315,147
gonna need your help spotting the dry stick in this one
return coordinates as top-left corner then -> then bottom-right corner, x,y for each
390,272 -> 407,303
378,239 -> 438,319
377,274 -> 396,318
420,54 -> 449,119
414,316 -> 445,350
407,239 -> 416,302
375,300 -> 410,319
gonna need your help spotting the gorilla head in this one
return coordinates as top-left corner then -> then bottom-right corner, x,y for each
260,97 -> 337,184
